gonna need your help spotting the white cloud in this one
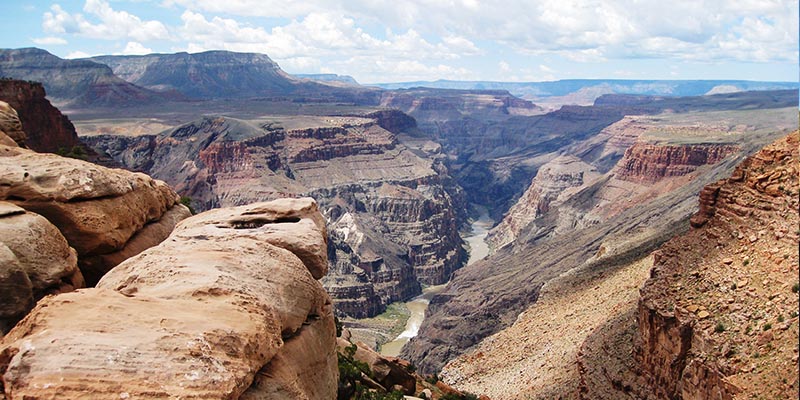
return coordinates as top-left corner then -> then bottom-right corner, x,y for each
43,0 -> 170,42
167,0 -> 798,64
120,41 -> 153,55
65,50 -> 91,59
32,36 -> 68,45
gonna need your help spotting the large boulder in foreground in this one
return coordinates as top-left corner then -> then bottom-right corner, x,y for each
0,143 -> 190,285
0,202 -> 83,334
0,198 -> 337,399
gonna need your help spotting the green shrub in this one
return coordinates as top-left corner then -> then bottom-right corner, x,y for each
714,322 -> 726,333
763,323 -> 772,331
179,196 -> 196,215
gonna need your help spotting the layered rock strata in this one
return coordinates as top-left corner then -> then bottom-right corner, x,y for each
0,198 -> 337,399
0,141 -> 189,285
402,106 -> 796,374
86,111 -> 465,317
486,155 -> 600,249
635,131 -> 799,399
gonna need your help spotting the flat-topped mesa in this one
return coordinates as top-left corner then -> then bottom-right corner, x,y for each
635,131 -> 799,400
614,142 -> 738,184
0,198 -> 338,399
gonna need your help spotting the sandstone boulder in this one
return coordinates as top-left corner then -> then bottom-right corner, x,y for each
0,144 -> 190,284
0,198 -> 336,399
0,101 -> 25,147
0,202 -> 82,334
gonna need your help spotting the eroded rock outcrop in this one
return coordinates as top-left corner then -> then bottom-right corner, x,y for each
0,202 -> 83,334
635,131 -> 799,399
614,143 -> 738,184
487,155 -> 599,249
0,143 -> 190,285
0,101 -> 25,147
0,198 -> 337,399
86,113 -> 466,317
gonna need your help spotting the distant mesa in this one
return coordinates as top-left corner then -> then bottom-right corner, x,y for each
0,48 -> 170,107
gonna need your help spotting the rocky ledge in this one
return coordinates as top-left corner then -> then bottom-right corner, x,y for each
636,131 -> 799,399
0,198 -> 337,399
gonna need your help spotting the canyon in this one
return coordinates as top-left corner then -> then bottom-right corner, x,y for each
0,47 -> 797,400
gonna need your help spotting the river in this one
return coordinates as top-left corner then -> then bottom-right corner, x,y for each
379,208 -> 493,356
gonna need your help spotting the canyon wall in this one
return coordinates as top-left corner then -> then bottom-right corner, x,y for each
634,131 -> 799,399
86,110 -> 466,317
0,198 -> 338,399
403,104 -> 797,375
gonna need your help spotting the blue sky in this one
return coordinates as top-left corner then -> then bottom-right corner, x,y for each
1,0 -> 797,83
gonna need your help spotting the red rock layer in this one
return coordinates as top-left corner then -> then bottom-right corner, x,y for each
615,143 -> 738,184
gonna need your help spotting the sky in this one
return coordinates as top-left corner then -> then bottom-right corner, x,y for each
0,0 -> 797,84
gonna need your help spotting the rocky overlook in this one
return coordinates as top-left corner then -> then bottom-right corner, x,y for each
634,131 -> 799,399
85,110 -> 466,318
0,198 -> 337,399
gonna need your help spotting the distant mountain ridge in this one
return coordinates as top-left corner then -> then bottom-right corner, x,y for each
0,48 -> 170,107
374,79 -> 799,101
87,51 -> 378,102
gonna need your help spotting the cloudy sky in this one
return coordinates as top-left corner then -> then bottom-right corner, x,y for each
1,0 -> 797,83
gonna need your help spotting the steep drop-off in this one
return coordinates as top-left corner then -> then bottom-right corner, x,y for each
86,111 -> 466,317
632,131 -> 799,400
402,104 -> 797,375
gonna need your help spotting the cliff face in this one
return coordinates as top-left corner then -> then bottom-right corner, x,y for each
635,131 -> 799,400
486,155 -> 600,249
0,80 -> 81,153
0,198 -> 338,399
86,111 -> 466,318
614,143 -> 738,184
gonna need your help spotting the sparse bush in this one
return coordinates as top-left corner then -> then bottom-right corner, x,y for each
425,374 -> 439,385
56,145 -> 88,160
763,323 -> 772,331
335,316 -> 343,337
791,310 -> 798,318
179,196 -> 196,215
715,322 -> 726,333
730,283 -> 737,290
792,282 -> 799,293
777,315 -> 784,323
743,259 -> 750,266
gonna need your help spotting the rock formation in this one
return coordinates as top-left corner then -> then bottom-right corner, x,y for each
486,155 -> 600,249
0,138 -> 189,285
0,202 -> 83,334
86,111 -> 466,317
0,101 -> 25,147
613,143 -> 737,184
0,198 -> 337,399
0,79 -> 117,166
634,131 -> 799,399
